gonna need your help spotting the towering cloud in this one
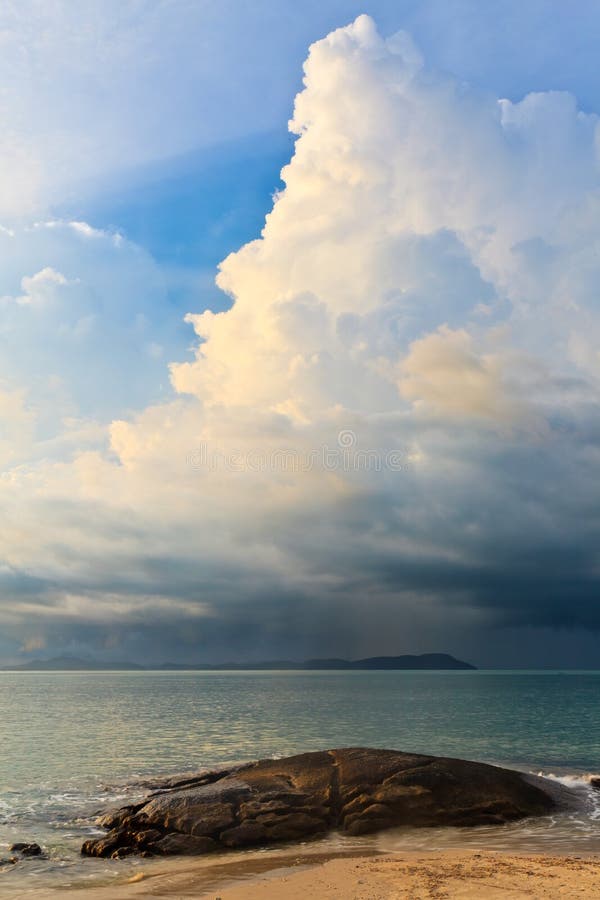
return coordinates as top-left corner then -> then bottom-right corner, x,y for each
2,16 -> 600,665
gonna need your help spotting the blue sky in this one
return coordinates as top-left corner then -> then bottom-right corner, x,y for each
2,2 -> 600,667
57,1 -> 600,274
45,0 -> 600,414
51,0 -> 600,385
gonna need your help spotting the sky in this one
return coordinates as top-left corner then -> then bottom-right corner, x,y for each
2,1 -> 600,667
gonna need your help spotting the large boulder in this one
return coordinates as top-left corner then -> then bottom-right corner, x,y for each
81,747 -> 566,858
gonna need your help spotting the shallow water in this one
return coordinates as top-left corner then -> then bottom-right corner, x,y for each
1,669 -> 600,894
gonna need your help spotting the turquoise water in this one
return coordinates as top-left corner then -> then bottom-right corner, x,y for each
1,670 -> 600,893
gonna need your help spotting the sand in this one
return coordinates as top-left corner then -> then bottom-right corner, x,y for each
201,852 -> 600,899
19,849 -> 600,900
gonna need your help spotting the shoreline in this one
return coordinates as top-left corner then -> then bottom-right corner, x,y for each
16,847 -> 600,899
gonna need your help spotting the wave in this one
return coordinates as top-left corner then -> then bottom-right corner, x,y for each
535,771 -> 600,822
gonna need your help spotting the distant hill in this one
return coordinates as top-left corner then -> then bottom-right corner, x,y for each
164,653 -> 476,671
305,654 -> 476,670
3,652 -> 474,671
3,656 -> 144,671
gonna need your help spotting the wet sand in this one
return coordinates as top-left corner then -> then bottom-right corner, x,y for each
21,849 -> 600,899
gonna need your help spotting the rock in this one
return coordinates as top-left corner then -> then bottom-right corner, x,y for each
81,747 -> 570,859
81,833 -> 122,858
133,829 -> 163,847
139,794 -> 236,836
219,822 -> 267,848
10,842 -> 43,857
97,803 -> 144,831
344,802 -> 395,836
0,857 -> 18,867
87,825 -> 167,858
260,811 -> 327,840
334,749 -> 557,830
150,833 -> 217,855
110,846 -> 135,859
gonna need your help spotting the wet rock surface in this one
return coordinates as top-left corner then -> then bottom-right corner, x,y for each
10,842 -> 44,858
81,748 -> 562,858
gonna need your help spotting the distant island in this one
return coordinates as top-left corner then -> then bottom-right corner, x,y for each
2,652 -> 475,671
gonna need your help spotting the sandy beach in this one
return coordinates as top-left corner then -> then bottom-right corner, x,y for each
208,852 -> 600,899
20,849 -> 600,900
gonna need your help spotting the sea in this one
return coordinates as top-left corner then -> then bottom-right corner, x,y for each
1,669 -> 600,895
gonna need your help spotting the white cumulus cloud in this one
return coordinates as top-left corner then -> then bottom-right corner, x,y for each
3,16 -> 600,664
